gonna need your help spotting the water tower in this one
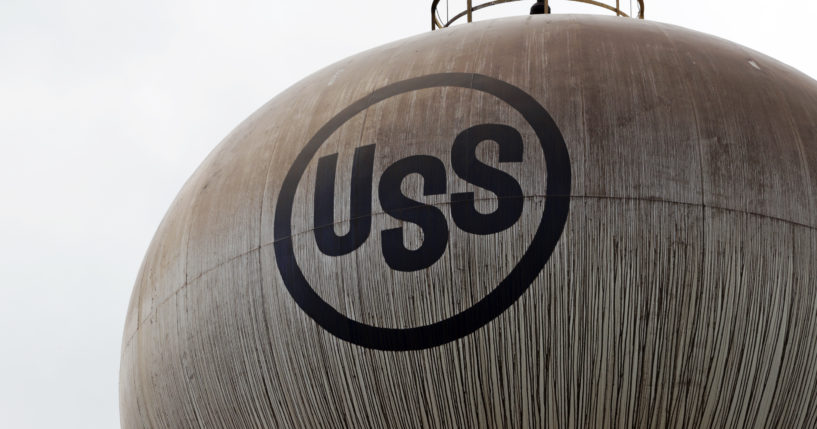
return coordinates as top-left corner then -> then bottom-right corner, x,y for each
120,1 -> 817,427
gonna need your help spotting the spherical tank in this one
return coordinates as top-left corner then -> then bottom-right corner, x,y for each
120,15 -> 817,428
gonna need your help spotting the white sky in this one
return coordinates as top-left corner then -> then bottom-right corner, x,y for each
0,1 -> 814,427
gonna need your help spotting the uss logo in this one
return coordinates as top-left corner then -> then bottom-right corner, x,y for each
315,123 -> 526,271
274,73 -> 571,351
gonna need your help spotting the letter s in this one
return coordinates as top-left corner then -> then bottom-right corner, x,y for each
378,155 -> 448,272
450,124 -> 524,235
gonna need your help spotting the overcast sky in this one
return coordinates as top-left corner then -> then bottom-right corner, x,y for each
0,1 -> 814,428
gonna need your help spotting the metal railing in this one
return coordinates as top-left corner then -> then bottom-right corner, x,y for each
432,0 -> 645,30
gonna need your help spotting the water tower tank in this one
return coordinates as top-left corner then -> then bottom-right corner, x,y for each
120,2 -> 817,427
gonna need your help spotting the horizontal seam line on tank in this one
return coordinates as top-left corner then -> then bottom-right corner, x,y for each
125,194 -> 817,344
280,194 -> 817,243
308,194 -> 560,231
124,247 -> 260,350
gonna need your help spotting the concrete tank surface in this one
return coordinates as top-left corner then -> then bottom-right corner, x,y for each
120,15 -> 817,428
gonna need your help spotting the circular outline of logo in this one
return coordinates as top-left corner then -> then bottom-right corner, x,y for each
273,73 -> 571,351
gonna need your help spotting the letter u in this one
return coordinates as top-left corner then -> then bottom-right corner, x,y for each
313,144 -> 376,256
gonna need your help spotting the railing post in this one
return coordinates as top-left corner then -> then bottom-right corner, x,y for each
431,0 -> 439,30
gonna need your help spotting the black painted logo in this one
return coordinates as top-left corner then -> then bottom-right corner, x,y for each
274,73 -> 571,351
314,123 -> 524,272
